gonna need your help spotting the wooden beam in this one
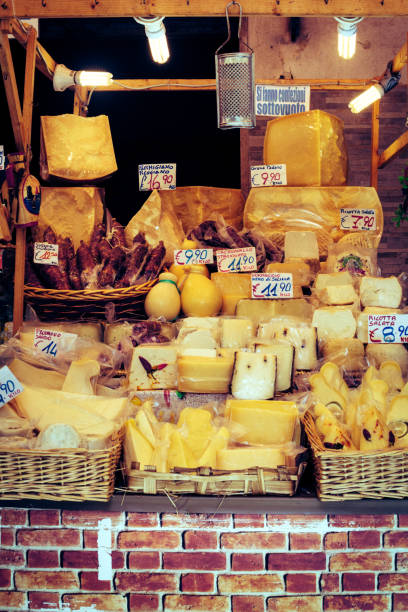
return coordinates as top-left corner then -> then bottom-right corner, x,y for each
0,27 -> 25,152
22,25 -> 36,166
370,99 -> 380,190
1,0 -> 408,18
378,130 -> 408,169
10,18 -> 56,80
13,227 -> 26,334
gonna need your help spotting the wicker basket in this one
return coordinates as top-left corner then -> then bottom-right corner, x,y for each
24,280 -> 156,321
123,460 -> 307,497
303,411 -> 408,501
0,429 -> 123,502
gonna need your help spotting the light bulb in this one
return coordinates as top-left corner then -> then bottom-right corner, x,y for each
348,84 -> 384,114
335,17 -> 363,60
75,70 -> 113,87
134,16 -> 170,64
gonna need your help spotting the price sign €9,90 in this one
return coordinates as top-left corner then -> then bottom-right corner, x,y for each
138,163 -> 176,191
251,273 -> 293,299
174,248 -> 214,266
0,366 -> 23,407
367,314 -> 408,344
250,164 -> 287,187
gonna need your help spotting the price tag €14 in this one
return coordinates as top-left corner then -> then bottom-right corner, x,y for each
251,273 -> 293,299
138,163 -> 176,191
367,314 -> 408,344
340,208 -> 376,231
33,242 -> 59,266
0,366 -> 23,407
250,164 -> 287,187
34,328 -> 77,358
174,248 -> 214,266
216,247 -> 257,273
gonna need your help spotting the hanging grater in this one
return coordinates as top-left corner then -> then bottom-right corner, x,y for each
215,1 -> 255,129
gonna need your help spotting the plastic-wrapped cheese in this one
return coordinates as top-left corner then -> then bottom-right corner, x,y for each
254,343 -> 294,391
177,352 -> 234,393
319,338 -> 365,371
211,273 -> 251,315
312,306 -> 357,342
225,399 -> 298,445
231,351 -> 276,400
217,447 -> 285,470
359,276 -> 402,309
220,318 -> 254,349
263,110 -> 347,186
40,114 -> 117,181
314,271 -> 354,292
129,345 -> 178,390
257,318 -> 317,371
236,298 -> 313,327
365,344 -> 408,378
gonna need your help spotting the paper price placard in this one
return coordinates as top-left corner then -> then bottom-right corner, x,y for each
33,242 -> 59,266
138,163 -> 176,191
0,366 -> 23,407
0,145 -> 4,171
34,328 -> 77,357
216,247 -> 257,273
340,208 -> 376,231
250,164 -> 287,187
367,314 -> 408,344
174,248 -> 214,266
251,273 -> 293,299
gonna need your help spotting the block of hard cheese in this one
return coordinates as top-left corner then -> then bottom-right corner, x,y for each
254,343 -> 294,391
265,261 -> 313,287
284,231 -> 319,261
220,318 -> 254,349
263,110 -> 347,186
8,358 -> 65,390
129,345 -> 178,390
360,276 -> 402,309
231,351 -> 276,400
314,271 -> 353,292
257,318 -> 317,371
177,353 -> 234,393
318,284 -> 358,306
366,344 -> 408,378
312,306 -> 356,341
236,298 -> 313,327
357,307 -> 401,343
20,321 -> 103,344
225,398 -> 298,444
217,447 -> 286,470
40,114 -> 117,181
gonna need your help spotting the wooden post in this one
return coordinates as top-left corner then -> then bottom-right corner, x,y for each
370,99 -> 380,190
73,86 -> 89,116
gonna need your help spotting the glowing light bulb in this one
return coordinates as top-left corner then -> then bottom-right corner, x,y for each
348,84 -> 384,114
335,17 -> 363,60
75,71 -> 113,87
134,17 -> 170,64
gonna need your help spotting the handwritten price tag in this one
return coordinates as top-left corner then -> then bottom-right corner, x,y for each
174,248 -> 213,266
33,242 -> 59,266
250,164 -> 287,187
368,314 -> 408,344
34,328 -> 77,358
251,273 -> 293,299
216,247 -> 257,273
340,208 -> 376,231
0,366 -> 23,406
138,163 -> 176,191
0,145 -> 4,171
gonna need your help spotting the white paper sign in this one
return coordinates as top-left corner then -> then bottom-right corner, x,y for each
255,85 -> 310,117
0,146 -> 4,171
138,163 -> 176,191
174,248 -> 214,266
250,164 -> 287,187
33,242 -> 59,266
0,366 -> 23,406
216,247 -> 257,273
368,314 -> 408,344
251,273 -> 293,299
34,328 -> 77,357
340,208 -> 376,231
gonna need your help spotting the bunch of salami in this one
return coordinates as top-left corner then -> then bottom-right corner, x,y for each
25,220 -> 166,290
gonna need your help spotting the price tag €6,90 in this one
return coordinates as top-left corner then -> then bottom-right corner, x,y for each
0,366 -> 23,407
216,247 -> 257,273
251,273 -> 293,299
340,208 -> 376,231
367,314 -> 408,344
34,328 -> 77,358
174,248 -> 214,266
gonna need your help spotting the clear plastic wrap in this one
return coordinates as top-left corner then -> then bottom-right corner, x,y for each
40,114 -> 117,182
326,242 -> 379,277
257,315 -> 318,371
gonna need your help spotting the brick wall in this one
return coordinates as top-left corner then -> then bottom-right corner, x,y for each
2,508 -> 408,611
242,87 -> 408,277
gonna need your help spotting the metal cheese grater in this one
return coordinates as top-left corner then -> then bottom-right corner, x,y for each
215,1 -> 255,129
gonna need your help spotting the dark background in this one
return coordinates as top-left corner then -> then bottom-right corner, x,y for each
1,17 -> 242,224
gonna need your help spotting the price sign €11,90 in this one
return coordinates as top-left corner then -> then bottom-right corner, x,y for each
0,366 -> 23,407
251,273 -> 293,299
216,247 -> 257,273
368,314 -> 408,344
138,163 -> 176,191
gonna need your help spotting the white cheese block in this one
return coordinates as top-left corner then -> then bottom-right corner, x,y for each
35,423 -> 81,450
312,306 -> 357,341
176,327 -> 218,349
236,298 -> 313,327
314,271 -> 354,292
179,317 -> 220,331
284,231 -> 319,260
257,318 -> 317,371
357,307 -> 401,343
366,344 -> 408,378
318,284 -> 359,306
129,344 -> 178,390
62,359 -> 100,395
360,276 -> 402,309
254,343 -> 294,391
220,318 -> 255,349
231,351 -> 276,400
